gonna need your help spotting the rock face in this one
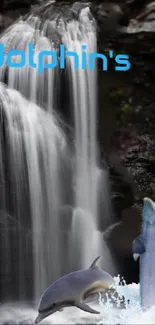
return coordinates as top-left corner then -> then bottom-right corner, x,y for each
97,0 -> 155,282
0,0 -> 33,33
90,1 -> 130,34
0,0 -> 35,10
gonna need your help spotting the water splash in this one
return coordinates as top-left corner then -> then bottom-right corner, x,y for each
98,277 -> 155,325
0,280 -> 155,324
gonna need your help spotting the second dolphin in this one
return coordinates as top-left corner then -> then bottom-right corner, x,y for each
132,197 -> 155,309
35,256 -> 114,323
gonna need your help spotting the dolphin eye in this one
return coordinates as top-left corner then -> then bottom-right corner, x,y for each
52,303 -> 56,307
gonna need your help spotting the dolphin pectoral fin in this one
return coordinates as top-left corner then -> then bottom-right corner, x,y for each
74,302 -> 100,314
132,234 -> 145,261
90,256 -> 102,268
133,253 -> 140,261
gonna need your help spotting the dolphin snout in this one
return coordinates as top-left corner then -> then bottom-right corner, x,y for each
35,314 -> 42,324
35,304 -> 64,324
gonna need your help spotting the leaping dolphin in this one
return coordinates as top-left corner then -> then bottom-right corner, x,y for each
132,197 -> 155,309
35,256 -> 114,323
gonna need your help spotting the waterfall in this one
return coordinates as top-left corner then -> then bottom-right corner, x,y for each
0,1 -> 114,303
61,8 -> 103,269
0,82 -> 68,300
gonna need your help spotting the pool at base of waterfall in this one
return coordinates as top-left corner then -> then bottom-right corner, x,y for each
0,282 -> 155,324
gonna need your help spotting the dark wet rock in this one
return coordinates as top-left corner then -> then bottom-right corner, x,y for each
137,2 -> 155,21
108,152 -> 135,219
98,41 -> 155,277
104,205 -> 141,282
104,206 -> 141,255
0,0 -> 37,32
0,9 -> 30,33
127,1 -> 155,32
90,1 -> 130,34
0,0 -> 35,10
96,1 -> 155,283
0,12 -> 19,32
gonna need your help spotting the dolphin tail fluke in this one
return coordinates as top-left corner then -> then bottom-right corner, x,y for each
74,302 -> 100,314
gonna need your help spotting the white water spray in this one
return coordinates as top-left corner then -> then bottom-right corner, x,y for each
1,281 -> 155,324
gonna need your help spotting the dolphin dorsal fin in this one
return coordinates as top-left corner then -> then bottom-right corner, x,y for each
90,256 -> 102,268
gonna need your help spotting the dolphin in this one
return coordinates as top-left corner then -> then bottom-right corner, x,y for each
35,256 -> 114,323
132,197 -> 155,309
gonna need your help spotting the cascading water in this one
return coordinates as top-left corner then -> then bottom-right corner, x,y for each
61,8 -> 103,269
0,0 -> 114,307
0,82 -> 67,300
